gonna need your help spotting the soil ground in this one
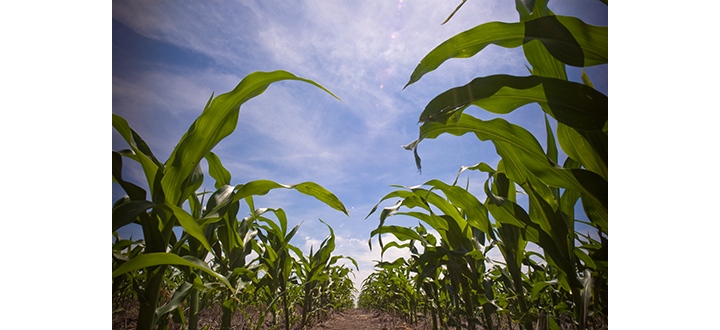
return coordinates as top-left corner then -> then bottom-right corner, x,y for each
307,308 -> 428,330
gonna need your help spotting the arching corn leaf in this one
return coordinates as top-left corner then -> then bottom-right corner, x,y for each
112,253 -> 231,288
418,75 -> 607,132
162,71 -> 341,205
232,180 -> 348,216
405,15 -> 607,88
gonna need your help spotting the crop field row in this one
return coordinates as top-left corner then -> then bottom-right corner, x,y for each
113,1 -> 607,329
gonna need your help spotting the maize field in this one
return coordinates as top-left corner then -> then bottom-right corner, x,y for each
113,1 -> 607,329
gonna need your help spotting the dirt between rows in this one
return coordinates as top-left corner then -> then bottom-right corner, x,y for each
307,308 -> 427,330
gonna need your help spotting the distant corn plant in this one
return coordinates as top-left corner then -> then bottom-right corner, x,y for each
112,70 -> 357,330
362,0 -> 607,329
294,219 -> 358,328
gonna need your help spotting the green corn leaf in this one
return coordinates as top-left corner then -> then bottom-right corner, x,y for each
377,241 -> 411,257
371,225 -> 424,243
112,115 -> 162,195
205,152 -> 231,189
112,151 -> 147,201
411,187 -> 468,230
530,280 -> 556,302
581,192 -> 608,234
484,177 -> 538,238
112,238 -> 143,253
309,272 -> 330,284
423,179 -> 492,236
379,257 -> 408,269
330,255 -> 359,270
188,191 -> 202,219
410,114 -> 607,215
442,214 -> 474,253
557,123 -> 607,179
452,162 -> 496,186
217,215 -> 242,254
315,219 -> 336,265
520,0 -> 537,13
112,200 -> 155,232
365,190 -> 418,220
418,75 -> 607,132
159,203 -> 213,252
232,180 -> 348,216
559,176 -> 581,224
575,248 -> 597,270
516,0 -> 568,80
516,0 -> 550,21
112,253 -> 231,288
257,217 -> 283,241
544,115 -> 558,164
525,38 -> 567,80
581,69 -> 595,88
262,244 -> 279,263
154,282 -> 193,327
202,184 -> 236,219
178,163 -> 204,208
441,0 -> 467,25
405,15 -> 607,88
525,182 -> 571,262
394,212 -> 450,234
162,71 -> 342,205
256,208 -> 292,241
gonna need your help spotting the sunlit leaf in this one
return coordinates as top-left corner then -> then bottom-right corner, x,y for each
162,71 -> 341,205
557,123 -> 607,179
206,151 -> 232,189
112,253 -> 231,288
232,180 -> 348,216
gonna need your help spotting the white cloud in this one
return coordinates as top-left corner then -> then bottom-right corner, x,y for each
112,0 -> 525,150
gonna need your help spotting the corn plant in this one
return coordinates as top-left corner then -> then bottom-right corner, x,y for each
366,182 -> 493,330
294,219 -> 358,328
324,264 -> 358,311
253,207 -> 301,330
112,70 -> 351,330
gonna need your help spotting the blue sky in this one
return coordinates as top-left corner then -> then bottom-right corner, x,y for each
112,0 -> 608,292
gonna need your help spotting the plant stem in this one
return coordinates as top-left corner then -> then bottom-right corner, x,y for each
136,265 -> 167,330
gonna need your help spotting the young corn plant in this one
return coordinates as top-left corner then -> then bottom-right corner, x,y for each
254,207 -> 301,330
112,70 -> 350,330
294,219 -> 358,328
